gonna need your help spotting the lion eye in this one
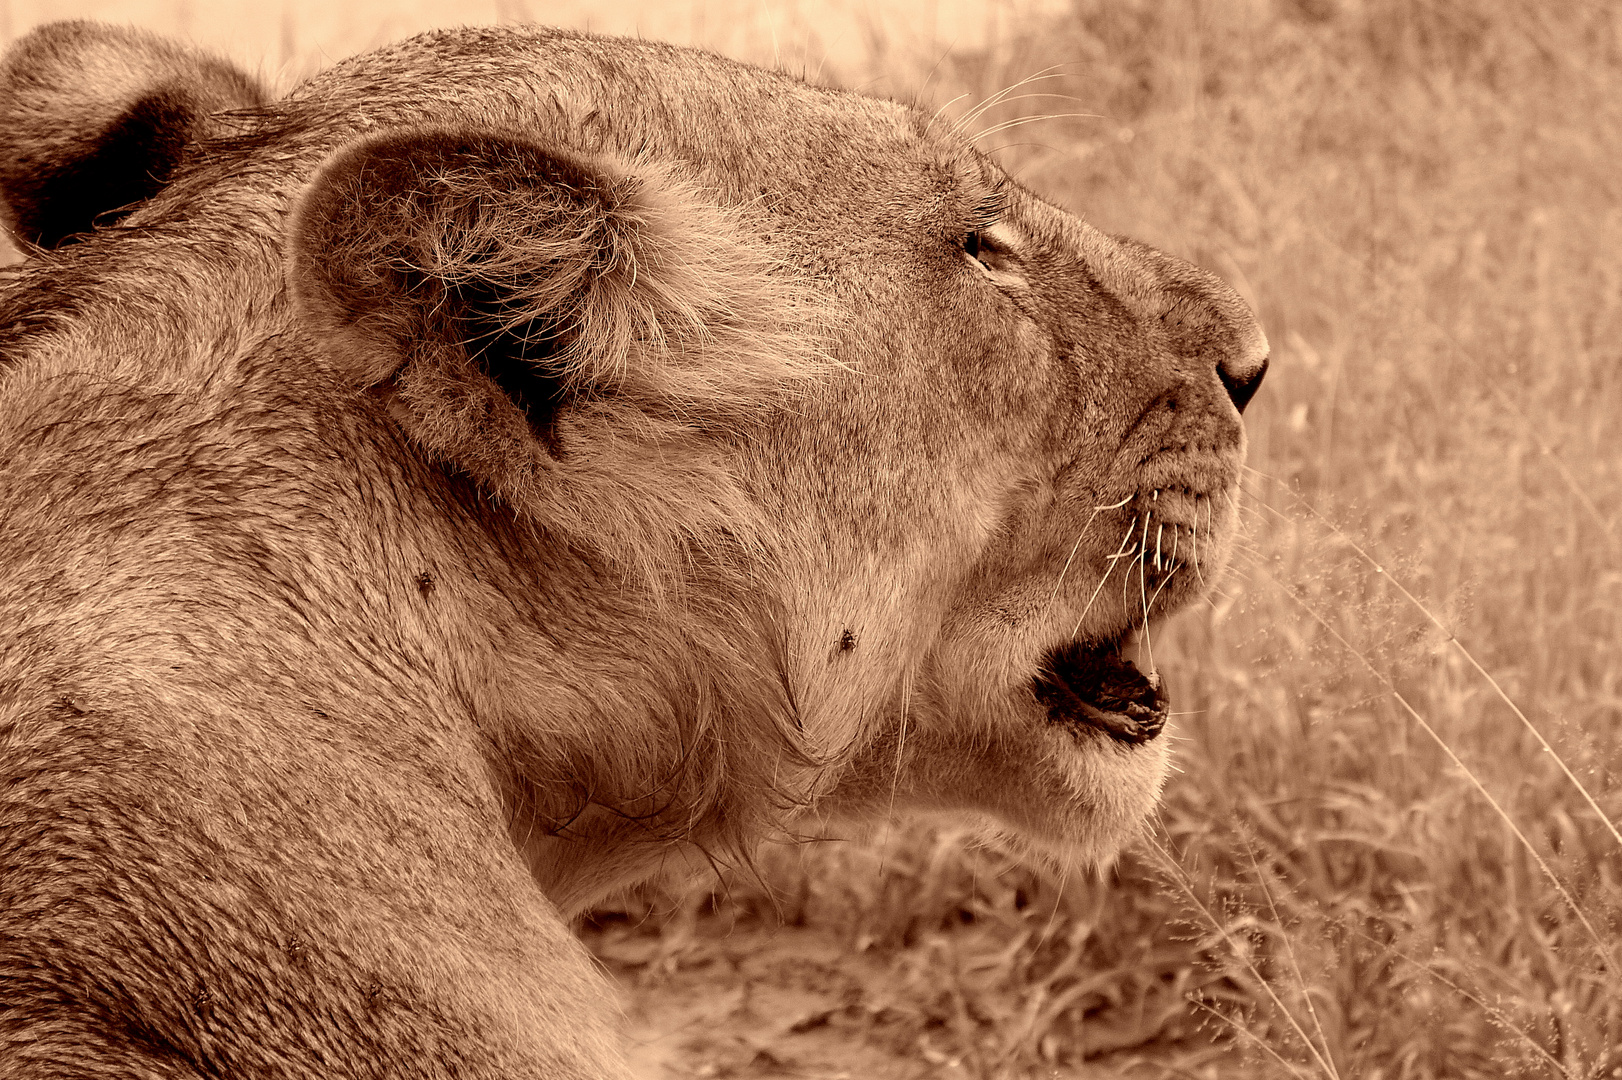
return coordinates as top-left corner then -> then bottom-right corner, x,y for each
964,229 -> 999,272
965,228 -> 1012,274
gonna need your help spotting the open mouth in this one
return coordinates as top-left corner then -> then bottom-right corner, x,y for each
1031,632 -> 1168,745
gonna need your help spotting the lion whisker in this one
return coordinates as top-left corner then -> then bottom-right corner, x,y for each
970,111 -> 1105,144
1071,516 -> 1139,639
1047,493 -> 1134,602
1037,857 -> 1071,947
1138,544 -> 1155,676
1190,503 -> 1205,586
1050,529 -> 1092,602
963,93 -> 1095,138
1147,562 -> 1180,626
951,68 -> 1072,135
953,68 -> 1067,131
876,663 -> 915,879
1049,496 -> 1121,602
1122,540 -> 1143,620
926,91 -> 972,134
1205,496 -> 1215,556
889,665 -> 912,809
971,91 -> 1091,110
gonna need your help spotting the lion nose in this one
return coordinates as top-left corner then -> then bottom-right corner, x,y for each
1218,332 -> 1269,414
1102,235 -> 1270,416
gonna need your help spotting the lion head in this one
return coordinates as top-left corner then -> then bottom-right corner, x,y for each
0,21 -> 1264,1075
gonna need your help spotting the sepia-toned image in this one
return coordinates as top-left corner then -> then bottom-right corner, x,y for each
0,2 -> 1616,1078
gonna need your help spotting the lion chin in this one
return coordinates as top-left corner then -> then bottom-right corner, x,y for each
0,19 -> 1265,1079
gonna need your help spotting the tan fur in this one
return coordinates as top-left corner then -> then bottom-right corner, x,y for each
0,21 -> 1267,1078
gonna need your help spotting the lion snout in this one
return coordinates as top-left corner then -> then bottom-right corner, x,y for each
1078,231 -> 1270,419
1149,274 -> 1270,418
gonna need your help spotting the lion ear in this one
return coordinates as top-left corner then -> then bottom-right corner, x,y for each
0,21 -> 267,248
288,126 -> 827,576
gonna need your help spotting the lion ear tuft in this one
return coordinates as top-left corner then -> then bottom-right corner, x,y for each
289,126 -> 830,578
0,21 -> 267,248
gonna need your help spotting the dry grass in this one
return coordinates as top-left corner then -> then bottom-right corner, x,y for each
596,2 -> 1622,1077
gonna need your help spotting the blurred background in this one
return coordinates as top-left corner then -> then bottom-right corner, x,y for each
6,2 -> 1621,1077
0,0 -> 1070,84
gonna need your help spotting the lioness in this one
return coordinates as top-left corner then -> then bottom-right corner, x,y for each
0,20 -> 1266,1077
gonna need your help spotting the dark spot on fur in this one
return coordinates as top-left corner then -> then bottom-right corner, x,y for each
827,628 -> 858,662
416,570 -> 436,596
54,694 -> 87,717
